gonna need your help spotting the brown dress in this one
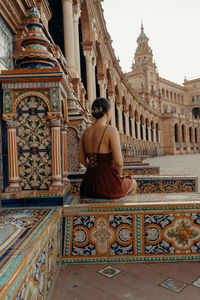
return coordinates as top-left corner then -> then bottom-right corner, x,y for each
80,127 -> 133,199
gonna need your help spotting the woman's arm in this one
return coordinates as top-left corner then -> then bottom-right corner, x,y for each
109,127 -> 123,177
80,135 -> 88,168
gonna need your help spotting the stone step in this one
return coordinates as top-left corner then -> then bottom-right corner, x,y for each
68,175 -> 198,194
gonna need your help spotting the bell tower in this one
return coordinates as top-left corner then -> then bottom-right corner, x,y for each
134,22 -> 153,66
126,23 -> 160,111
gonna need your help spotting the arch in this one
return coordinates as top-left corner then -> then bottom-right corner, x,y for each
80,1 -> 93,42
106,69 -> 114,97
96,42 -> 105,76
13,91 -> 50,113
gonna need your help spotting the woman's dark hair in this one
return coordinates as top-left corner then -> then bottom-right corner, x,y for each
91,97 -> 111,119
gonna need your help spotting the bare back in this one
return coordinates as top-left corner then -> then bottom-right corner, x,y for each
80,124 -> 123,176
83,124 -> 111,154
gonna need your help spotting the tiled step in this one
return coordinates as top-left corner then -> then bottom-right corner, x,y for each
123,166 -> 159,175
68,174 -> 198,194
62,192 -> 200,264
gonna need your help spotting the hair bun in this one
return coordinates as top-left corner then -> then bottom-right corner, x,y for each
92,106 -> 104,118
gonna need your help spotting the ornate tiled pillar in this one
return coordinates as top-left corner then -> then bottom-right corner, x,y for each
49,118 -> 63,189
61,123 -> 68,182
4,119 -> 21,191
73,1 -> 81,77
62,0 -> 76,73
117,104 -> 123,133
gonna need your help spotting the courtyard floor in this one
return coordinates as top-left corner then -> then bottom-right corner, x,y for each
52,154 -> 200,300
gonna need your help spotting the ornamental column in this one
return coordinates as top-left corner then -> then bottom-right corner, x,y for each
153,128 -> 156,143
73,2 -> 81,77
98,79 -> 107,98
117,104 -> 123,133
62,0 -> 76,73
92,57 -> 96,100
131,117 -> 135,138
84,49 -> 95,104
4,119 -> 21,192
136,118 -> 141,139
49,118 -> 63,189
142,123 -> 146,141
148,126 -> 151,142
61,123 -> 68,182
124,111 -> 130,136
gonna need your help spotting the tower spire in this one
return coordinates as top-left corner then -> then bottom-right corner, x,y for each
141,18 -> 144,32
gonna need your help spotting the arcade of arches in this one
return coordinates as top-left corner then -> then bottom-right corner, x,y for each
0,0 -> 200,159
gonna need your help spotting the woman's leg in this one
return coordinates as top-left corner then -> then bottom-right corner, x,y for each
126,179 -> 137,195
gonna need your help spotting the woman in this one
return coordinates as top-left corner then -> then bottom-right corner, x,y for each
80,97 -> 137,199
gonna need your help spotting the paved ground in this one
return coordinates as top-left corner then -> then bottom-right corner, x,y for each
51,154 -> 200,300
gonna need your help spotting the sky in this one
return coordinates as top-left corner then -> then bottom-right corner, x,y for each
102,0 -> 200,85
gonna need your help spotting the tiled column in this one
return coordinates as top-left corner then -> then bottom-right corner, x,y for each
73,1 -> 81,77
62,0 -> 76,73
49,119 -> 63,189
61,123 -> 68,182
5,120 -> 21,191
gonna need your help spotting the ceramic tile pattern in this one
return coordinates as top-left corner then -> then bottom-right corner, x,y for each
62,194 -> 200,263
17,95 -> 51,190
0,207 -> 62,300
69,175 -> 198,195
159,277 -> 188,293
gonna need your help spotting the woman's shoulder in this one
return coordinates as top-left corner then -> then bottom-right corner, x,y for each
107,125 -> 118,134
